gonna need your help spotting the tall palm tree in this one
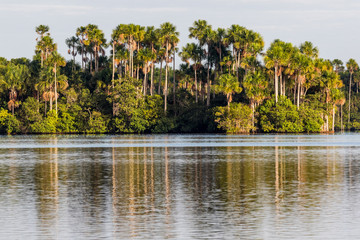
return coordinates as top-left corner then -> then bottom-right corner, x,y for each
346,58 -> 359,126
134,25 -> 145,80
243,70 -> 268,128
138,48 -> 156,96
35,25 -> 50,67
83,24 -> 107,73
290,49 -> 313,108
264,40 -> 285,103
76,26 -> 87,69
47,51 -> 66,115
65,36 -> 79,71
332,59 -> 344,73
159,22 -> 179,113
180,43 -> 204,103
144,26 -> 160,96
300,41 -> 319,59
189,20 -> 215,106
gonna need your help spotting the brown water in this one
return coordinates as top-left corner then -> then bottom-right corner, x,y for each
0,134 -> 360,239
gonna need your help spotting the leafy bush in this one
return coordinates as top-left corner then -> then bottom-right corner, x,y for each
0,109 -> 20,134
258,97 -> 303,133
213,103 -> 253,133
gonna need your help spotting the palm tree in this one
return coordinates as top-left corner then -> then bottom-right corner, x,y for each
144,26 -> 160,96
65,36 -> 79,71
214,28 -> 227,73
47,51 -> 66,115
36,36 -> 56,66
300,41 -> 319,59
76,26 -> 87,69
346,58 -> 359,126
35,25 -> 50,67
290,49 -> 313,109
332,59 -> 344,73
0,63 -> 29,115
189,20 -> 215,106
138,48 -> 156,96
83,24 -> 107,73
243,70 -> 268,127
134,25 -> 145,80
264,40 -> 285,103
213,73 -> 242,109
159,22 -> 179,113
180,43 -> 204,103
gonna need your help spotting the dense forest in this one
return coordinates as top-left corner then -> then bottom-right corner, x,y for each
0,21 -> 359,134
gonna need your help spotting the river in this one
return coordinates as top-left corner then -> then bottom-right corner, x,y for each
0,134 -> 359,239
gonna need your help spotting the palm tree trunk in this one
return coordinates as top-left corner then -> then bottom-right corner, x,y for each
164,42 -> 169,113
341,104 -> 343,130
207,45 -> 211,107
150,62 -> 154,96
275,65 -> 278,103
90,53 -> 93,73
173,51 -> 176,108
219,43 -> 223,73
195,68 -> 198,103
297,75 -> 301,109
158,60 -> 163,94
112,42 -> 115,116
137,42 -> 140,80
332,105 -> 335,132
55,64 -> 58,115
252,102 -> 255,129
143,65 -> 148,97
348,73 -> 352,127
280,72 -> 283,96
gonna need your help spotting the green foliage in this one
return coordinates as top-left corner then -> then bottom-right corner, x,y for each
56,104 -> 77,133
299,106 -> 324,132
0,109 -> 20,134
19,97 -> 42,132
30,110 -> 58,133
213,103 -> 253,133
87,111 -> 107,133
259,97 -> 303,133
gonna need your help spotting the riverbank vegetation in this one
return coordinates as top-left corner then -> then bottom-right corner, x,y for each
0,21 -> 358,134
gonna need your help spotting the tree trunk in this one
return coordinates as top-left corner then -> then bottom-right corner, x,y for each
252,102 -> 255,129
332,105 -> 335,132
341,104 -> 343,131
195,68 -> 198,103
90,53 -> 93,73
348,73 -> 352,127
164,42 -> 169,113
158,61 -> 163,94
143,65 -> 147,97
173,51 -> 176,108
137,42 -> 140,80
112,42 -> 115,116
280,71 -> 283,96
55,64 -> 58,116
297,75 -> 301,109
275,65 -> 278,103
150,62 -> 154,96
207,44 -> 211,107
219,43 -> 223,73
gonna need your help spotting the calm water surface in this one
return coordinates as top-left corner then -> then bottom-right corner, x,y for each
1,134 -> 360,239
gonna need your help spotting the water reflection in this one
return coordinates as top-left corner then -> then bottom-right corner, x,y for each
0,135 -> 359,239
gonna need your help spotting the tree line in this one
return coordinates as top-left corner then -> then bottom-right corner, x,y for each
0,20 -> 359,134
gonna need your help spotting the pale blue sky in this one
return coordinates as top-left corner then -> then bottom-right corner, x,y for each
1,0 -> 360,65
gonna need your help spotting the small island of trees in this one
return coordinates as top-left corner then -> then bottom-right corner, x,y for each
0,20 -> 359,134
